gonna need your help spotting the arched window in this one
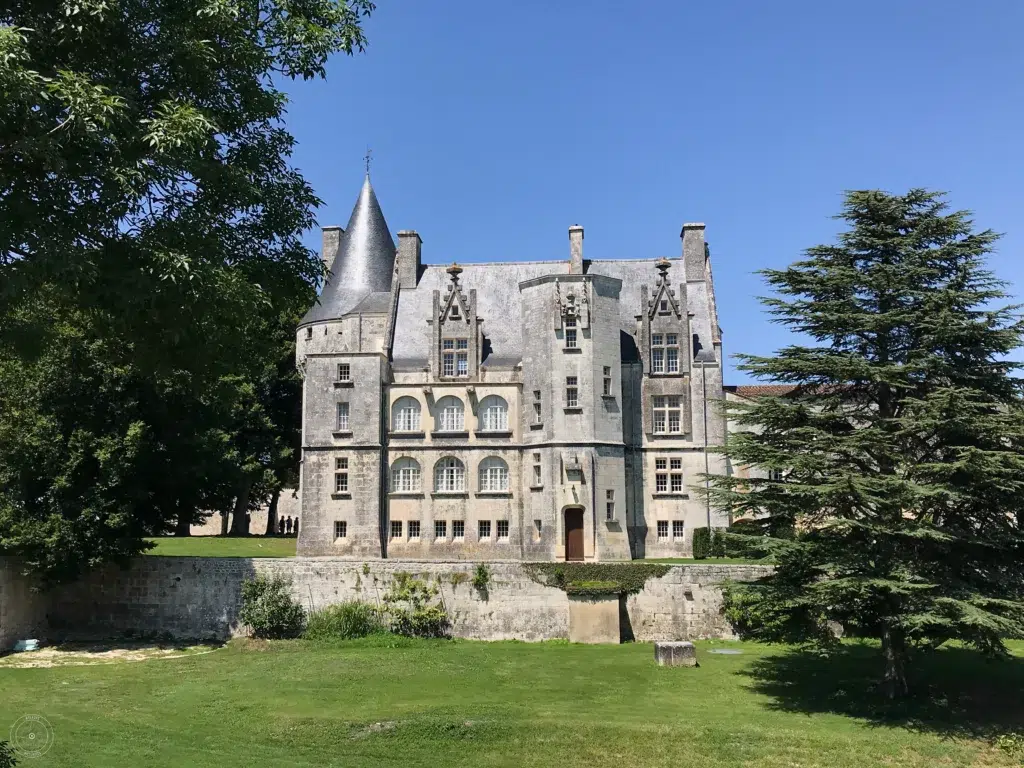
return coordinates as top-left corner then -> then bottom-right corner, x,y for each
479,456 -> 509,492
392,397 -> 421,432
434,457 -> 466,492
390,458 -> 421,492
435,396 -> 465,432
478,395 -> 508,432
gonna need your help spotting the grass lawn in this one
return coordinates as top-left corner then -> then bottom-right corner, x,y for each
144,536 -> 297,558
1,638 -> 1021,767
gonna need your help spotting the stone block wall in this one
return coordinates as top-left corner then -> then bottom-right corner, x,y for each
0,560 -> 47,651
1,557 -> 771,647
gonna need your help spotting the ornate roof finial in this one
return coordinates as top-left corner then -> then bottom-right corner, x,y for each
446,262 -> 463,284
655,257 -> 671,284
364,146 -> 373,176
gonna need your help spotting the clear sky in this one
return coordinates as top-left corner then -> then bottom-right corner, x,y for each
282,0 -> 1024,384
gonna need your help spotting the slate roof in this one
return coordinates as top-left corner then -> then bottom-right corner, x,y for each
725,384 -> 798,398
301,175 -> 396,325
391,258 -> 716,371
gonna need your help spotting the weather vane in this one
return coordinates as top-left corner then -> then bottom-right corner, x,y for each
364,146 -> 372,176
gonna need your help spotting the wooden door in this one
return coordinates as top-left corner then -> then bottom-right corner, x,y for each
564,508 -> 584,561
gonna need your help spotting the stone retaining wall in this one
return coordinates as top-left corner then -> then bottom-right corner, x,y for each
2,557 -> 771,648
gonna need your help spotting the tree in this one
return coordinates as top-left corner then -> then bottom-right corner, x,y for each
711,189 -> 1024,698
0,0 -> 373,583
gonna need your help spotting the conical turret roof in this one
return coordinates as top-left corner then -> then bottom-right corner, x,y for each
301,175 -> 397,324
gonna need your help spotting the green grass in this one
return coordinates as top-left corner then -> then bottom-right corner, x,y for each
2,638 -> 1021,767
144,536 -> 297,558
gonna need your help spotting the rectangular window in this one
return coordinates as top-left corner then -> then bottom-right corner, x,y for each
653,396 -> 666,433
442,339 -> 455,376
453,520 -> 465,540
565,328 -> 577,348
408,520 -> 421,541
770,469 -> 784,481
657,521 -> 669,540
666,348 -> 678,373
671,474 -> 683,493
667,396 -> 681,433
652,334 -> 663,346
533,464 -> 542,486
656,458 -> 667,470
435,520 -> 447,540
605,489 -> 615,521
478,520 -> 491,540
534,519 -> 542,539
457,352 -> 468,376
336,402 -> 350,432
496,520 -> 509,540
337,363 -> 351,382
566,376 -> 578,408
666,333 -> 678,346
653,396 -> 682,434
660,300 -> 669,312
672,521 -> 684,540
334,521 -> 347,539
670,458 -> 682,470
456,339 -> 468,349
652,348 -> 664,373
603,366 -> 612,396
652,332 -> 680,374
656,474 -> 667,493
335,457 -> 348,493
390,520 -> 403,540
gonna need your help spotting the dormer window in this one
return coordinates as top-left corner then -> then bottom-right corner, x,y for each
564,316 -> 577,348
450,304 -> 460,319
651,333 -> 680,374
660,300 -> 669,313
442,339 -> 469,377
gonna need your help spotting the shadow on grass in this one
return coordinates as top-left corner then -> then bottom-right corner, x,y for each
743,641 -> 1024,739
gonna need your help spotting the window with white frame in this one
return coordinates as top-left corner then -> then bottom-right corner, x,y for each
336,402 -> 350,432
436,396 -> 465,432
651,332 -> 680,374
334,520 -> 347,539
533,390 -> 542,424
390,457 -> 421,493
408,520 -> 421,540
479,395 -> 508,432
532,452 -> 542,486
453,520 -> 465,540
565,376 -> 579,408
497,520 -> 509,540
478,520 -> 492,540
442,339 -> 456,376
652,395 -> 682,434
606,489 -> 615,521
651,333 -> 664,373
479,456 -> 509,492
665,333 -> 679,373
335,457 -> 348,493
435,520 -> 447,540
655,458 -> 667,493
603,366 -> 612,396
564,315 -> 577,348
337,363 -> 351,382
769,469 -> 784,481
456,338 -> 469,376
434,456 -> 466,492
657,520 -> 669,540
390,520 -> 403,540
672,520 -> 684,540
670,458 -> 683,493
392,396 -> 421,432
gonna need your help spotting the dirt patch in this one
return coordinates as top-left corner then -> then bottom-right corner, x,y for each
0,642 -> 221,668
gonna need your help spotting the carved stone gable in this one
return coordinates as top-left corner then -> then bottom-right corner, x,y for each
554,278 -> 590,330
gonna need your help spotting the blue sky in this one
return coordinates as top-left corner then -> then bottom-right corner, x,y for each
283,0 -> 1024,383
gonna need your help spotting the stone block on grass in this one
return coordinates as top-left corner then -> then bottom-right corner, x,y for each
655,641 -> 697,667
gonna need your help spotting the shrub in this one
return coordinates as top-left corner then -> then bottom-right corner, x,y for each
710,528 -> 727,557
0,741 -> 15,768
692,527 -> 711,559
304,601 -> 384,641
472,563 -> 491,591
238,574 -> 305,639
382,572 -> 450,638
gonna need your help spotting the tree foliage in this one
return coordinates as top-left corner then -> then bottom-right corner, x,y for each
711,190 -> 1024,697
0,0 -> 372,582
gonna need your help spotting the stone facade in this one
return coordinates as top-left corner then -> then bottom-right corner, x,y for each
6,557 -> 769,646
296,176 -> 729,561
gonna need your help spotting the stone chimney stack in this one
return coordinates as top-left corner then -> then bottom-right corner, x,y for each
396,230 -> 422,288
568,225 -> 584,274
322,225 -> 343,274
681,222 -> 706,282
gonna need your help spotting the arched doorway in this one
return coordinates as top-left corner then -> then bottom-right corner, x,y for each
564,507 -> 585,562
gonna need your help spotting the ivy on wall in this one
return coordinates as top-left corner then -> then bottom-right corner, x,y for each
523,563 -> 671,596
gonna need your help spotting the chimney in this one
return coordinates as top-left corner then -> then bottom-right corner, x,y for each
568,225 -> 584,275
396,230 -> 422,288
322,225 -> 343,274
681,222 -> 706,282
